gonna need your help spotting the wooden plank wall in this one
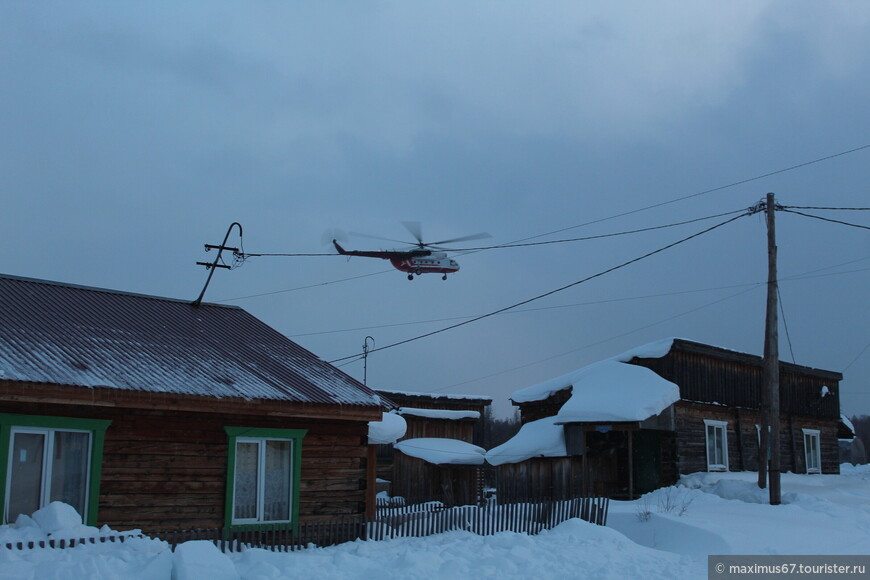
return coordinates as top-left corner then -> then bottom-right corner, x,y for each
0,401 -> 369,533
634,349 -> 840,419
390,454 -> 479,506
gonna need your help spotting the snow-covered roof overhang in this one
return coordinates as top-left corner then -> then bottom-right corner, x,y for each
554,359 -> 679,424
840,414 -> 856,440
394,438 -> 486,465
485,417 -> 566,466
511,338 -> 676,404
368,411 -> 407,445
398,407 -> 481,421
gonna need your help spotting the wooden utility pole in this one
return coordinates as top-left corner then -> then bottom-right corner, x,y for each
193,222 -> 243,307
762,193 -> 782,504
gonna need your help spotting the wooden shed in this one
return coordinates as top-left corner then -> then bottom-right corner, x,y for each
373,390 -> 491,506
0,274 -> 385,532
492,338 -> 843,501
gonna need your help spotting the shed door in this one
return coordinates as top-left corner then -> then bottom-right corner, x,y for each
631,430 -> 662,495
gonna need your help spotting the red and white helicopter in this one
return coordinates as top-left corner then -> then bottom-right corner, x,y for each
333,222 -> 491,280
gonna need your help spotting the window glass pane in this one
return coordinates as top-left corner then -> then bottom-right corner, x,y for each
706,425 -> 715,465
8,432 -> 45,522
263,440 -> 292,521
805,433 -> 820,471
234,442 -> 259,520
49,431 -> 91,519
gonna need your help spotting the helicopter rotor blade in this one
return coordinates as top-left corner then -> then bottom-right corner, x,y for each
348,231 -> 415,246
321,227 -> 348,246
401,221 -> 424,246
428,232 -> 492,247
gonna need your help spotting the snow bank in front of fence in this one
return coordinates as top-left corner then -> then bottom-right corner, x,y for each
0,502 -> 170,580
174,540 -> 239,580
230,518 -> 695,579
0,502 -> 140,545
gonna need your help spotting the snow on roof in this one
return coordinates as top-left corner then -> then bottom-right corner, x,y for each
398,407 -> 481,421
485,416 -> 567,466
394,437 -> 486,465
554,360 -> 679,423
368,411 -> 407,445
840,414 -> 856,439
511,338 -> 676,404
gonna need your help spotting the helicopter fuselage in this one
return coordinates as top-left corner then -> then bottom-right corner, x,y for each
390,254 -> 459,278
333,240 -> 459,279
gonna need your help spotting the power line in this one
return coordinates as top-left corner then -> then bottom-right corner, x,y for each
432,285 -> 762,392
295,263 -> 868,339
214,269 -> 392,302
781,205 -> 870,211
497,144 -> 870,245
777,286 -> 796,364
444,209 -> 747,251
329,211 -> 750,364
217,144 -> 870,302
779,208 -> 870,231
216,208 -> 744,302
843,341 -> 870,373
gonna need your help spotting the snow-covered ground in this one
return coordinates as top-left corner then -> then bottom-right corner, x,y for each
2,465 -> 869,580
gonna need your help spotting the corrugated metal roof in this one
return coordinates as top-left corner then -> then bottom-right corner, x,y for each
0,274 -> 383,407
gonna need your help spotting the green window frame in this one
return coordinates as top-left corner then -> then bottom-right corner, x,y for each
0,413 -> 110,526
224,427 -> 306,529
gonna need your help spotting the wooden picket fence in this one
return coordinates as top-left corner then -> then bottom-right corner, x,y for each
2,497 -> 608,554
3,532 -> 142,551
154,496 -> 608,552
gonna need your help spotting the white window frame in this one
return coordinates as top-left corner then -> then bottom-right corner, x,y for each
231,437 -> 294,525
802,429 -> 821,474
5,427 -> 93,522
704,419 -> 729,472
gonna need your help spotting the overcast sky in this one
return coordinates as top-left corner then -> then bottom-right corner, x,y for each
2,2 -> 868,418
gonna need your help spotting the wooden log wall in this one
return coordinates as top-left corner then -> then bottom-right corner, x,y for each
0,400 -> 370,533
673,402 -> 839,476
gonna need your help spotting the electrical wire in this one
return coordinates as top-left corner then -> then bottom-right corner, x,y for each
781,206 -> 870,211
777,286 -> 797,364
843,342 -> 870,373
343,256 -> 868,391
328,211 -> 750,364
431,285 -> 762,392
214,269 -> 392,303
293,263 -> 868,339
491,144 -> 870,245
438,209 -> 747,252
778,208 -> 870,231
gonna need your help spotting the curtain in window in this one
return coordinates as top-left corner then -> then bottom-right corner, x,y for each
49,431 -> 90,518
263,440 -> 291,522
8,433 -> 45,521
234,442 -> 259,520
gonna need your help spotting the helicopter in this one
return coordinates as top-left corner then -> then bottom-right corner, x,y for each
332,222 -> 491,280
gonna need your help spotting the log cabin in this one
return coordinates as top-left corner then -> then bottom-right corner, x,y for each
0,274 -> 386,532
490,338 -> 843,500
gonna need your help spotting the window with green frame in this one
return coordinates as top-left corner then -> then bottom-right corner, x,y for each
0,413 -> 110,526
224,427 -> 306,529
